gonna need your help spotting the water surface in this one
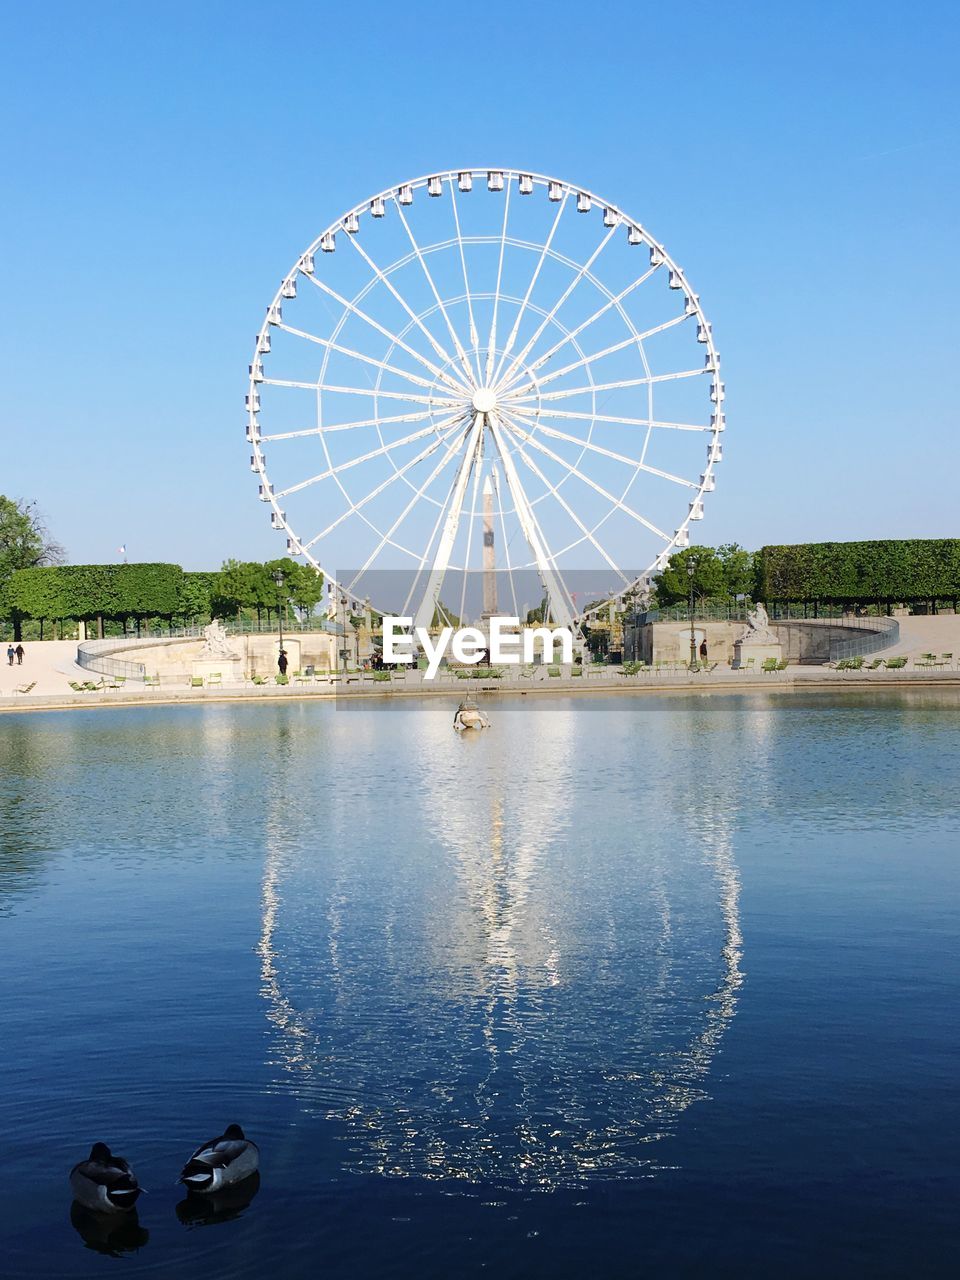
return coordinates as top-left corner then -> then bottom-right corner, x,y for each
0,692 -> 957,1276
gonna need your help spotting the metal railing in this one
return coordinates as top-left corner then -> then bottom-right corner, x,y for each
77,637 -> 150,680
93,616 -> 340,642
825,616 -> 900,661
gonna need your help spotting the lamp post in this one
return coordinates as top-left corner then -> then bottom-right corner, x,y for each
687,560 -> 697,669
273,569 -> 284,673
339,593 -> 349,673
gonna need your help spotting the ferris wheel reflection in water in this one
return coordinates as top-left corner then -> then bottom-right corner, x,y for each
257,708 -> 743,1188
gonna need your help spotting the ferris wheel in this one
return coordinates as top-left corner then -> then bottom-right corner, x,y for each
246,169 -> 724,627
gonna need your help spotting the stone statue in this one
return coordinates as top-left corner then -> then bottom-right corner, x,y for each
198,619 -> 239,659
736,602 -> 778,645
453,699 -> 490,732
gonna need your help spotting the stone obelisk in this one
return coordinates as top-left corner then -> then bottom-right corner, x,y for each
481,473 -> 498,620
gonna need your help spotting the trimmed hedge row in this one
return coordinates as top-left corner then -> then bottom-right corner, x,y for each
5,563 -> 186,623
756,539 -> 960,603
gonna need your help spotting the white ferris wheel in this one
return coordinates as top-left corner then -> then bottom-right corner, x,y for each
246,169 -> 724,628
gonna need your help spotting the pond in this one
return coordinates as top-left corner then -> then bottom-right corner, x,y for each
0,692 -> 957,1277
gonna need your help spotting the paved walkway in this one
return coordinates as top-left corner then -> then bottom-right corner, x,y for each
3,617 -> 959,711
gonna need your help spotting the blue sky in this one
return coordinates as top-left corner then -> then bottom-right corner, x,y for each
3,0 -> 958,570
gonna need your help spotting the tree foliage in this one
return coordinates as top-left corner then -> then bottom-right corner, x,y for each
264,559 -> 325,620
211,559 -> 324,621
654,546 -> 728,605
177,572 -> 217,622
756,540 -> 960,604
0,496 -> 64,582
6,563 -> 184,625
716,543 -> 755,598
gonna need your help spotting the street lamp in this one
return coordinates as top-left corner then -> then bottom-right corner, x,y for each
273,569 -> 284,673
687,560 -> 697,669
339,593 -> 350,673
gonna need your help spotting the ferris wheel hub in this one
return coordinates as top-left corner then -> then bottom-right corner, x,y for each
471,387 -> 497,414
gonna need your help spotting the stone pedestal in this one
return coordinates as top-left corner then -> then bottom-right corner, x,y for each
733,640 -> 782,670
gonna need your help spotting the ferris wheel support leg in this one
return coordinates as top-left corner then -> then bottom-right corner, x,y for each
412,413 -> 485,634
486,414 -> 576,631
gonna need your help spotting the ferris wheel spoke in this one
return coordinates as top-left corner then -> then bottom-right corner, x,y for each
409,414 -> 485,630
349,416 -> 480,602
262,408 -> 437,443
517,314 -> 690,394
507,408 -> 698,488
486,412 -> 576,627
261,377 -> 460,408
496,264 -> 659,395
499,412 -> 671,542
485,181 -> 512,384
273,422 -> 460,500
302,414 -> 468,549
490,192 -> 568,387
448,178 -> 484,384
509,405 -> 710,432
277,322 -> 442,391
390,199 -> 477,388
506,435 -> 630,579
303,271 -> 467,394
510,368 -> 707,405
343,232 -> 473,394
494,220 -> 620,394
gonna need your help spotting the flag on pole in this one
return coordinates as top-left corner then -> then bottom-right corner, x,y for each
117,545 -> 126,555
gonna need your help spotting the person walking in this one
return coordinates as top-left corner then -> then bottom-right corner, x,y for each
277,648 -> 288,678
15,644 -> 24,665
699,638 -> 708,662
6,644 -> 14,667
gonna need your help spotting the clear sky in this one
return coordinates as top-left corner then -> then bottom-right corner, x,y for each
3,0 -> 958,570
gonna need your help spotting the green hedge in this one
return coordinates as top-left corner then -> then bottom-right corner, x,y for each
5,563 -> 184,623
757,540 -> 960,604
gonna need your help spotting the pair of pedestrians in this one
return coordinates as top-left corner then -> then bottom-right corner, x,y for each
6,643 -> 24,666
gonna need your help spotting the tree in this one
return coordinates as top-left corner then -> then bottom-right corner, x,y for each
212,560 -> 261,621
654,546 -> 727,605
175,572 -> 216,624
756,539 -> 960,611
716,543 -> 755,599
4,567 -> 69,640
0,496 -> 65,639
285,563 -> 324,621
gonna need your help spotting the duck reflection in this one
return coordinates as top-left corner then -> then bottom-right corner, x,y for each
176,1172 -> 260,1228
258,702 -> 743,1187
69,1201 -> 149,1257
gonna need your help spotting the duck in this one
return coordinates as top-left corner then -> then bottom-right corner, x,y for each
177,1124 -> 259,1193
70,1142 -> 143,1213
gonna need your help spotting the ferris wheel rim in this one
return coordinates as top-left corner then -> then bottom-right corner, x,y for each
247,167 -> 725,617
